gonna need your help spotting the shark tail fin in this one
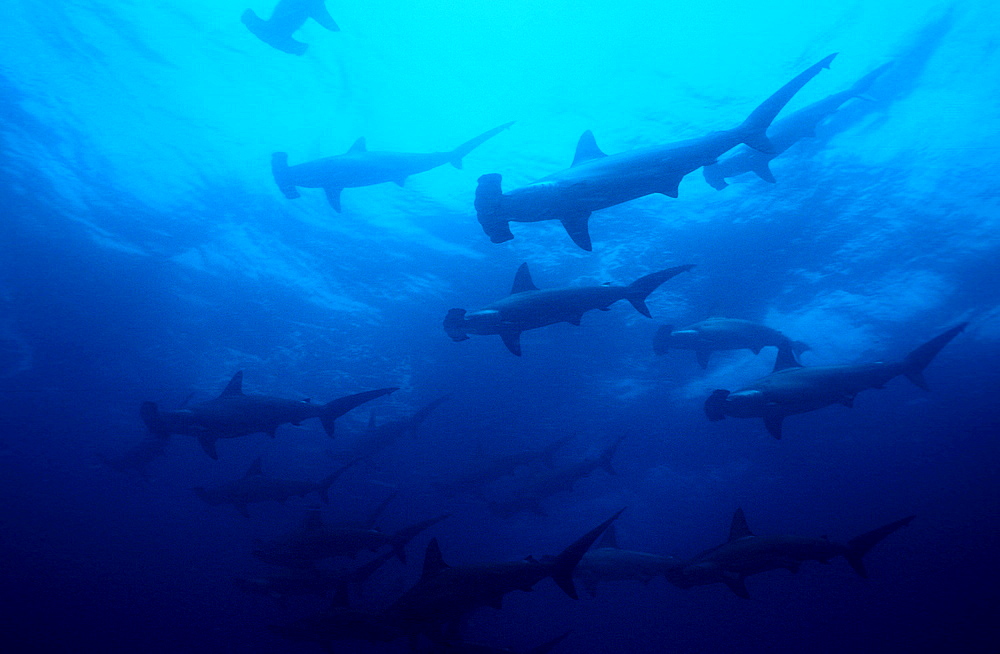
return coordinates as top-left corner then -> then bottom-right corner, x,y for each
702,163 -> 729,190
704,389 -> 730,422
389,514 -> 450,563
140,401 -> 170,438
449,121 -> 514,168
599,435 -> 625,475
271,152 -> 300,199
551,509 -> 626,599
738,53 -> 837,153
625,265 -> 695,318
901,323 -> 967,390
317,458 -> 361,503
844,515 -> 915,578
653,324 -> 674,355
407,394 -> 451,436
321,388 -> 398,437
475,174 -> 515,243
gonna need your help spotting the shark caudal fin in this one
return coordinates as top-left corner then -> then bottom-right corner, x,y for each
625,265 -> 695,318
901,323 -> 967,390
475,174 -> 515,243
844,515 -> 915,578
704,389 -> 730,422
389,514 -> 450,563
598,435 -> 625,475
407,394 -> 451,436
738,53 -> 837,152
321,388 -> 398,437
551,509 -> 626,599
317,458 -> 361,504
449,121 -> 514,169
653,324 -> 674,355
271,152 -> 301,199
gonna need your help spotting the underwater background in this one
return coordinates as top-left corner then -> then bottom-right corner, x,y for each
1,0 -> 998,652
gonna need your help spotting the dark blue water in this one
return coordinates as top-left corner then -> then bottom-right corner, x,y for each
2,1 -> 998,652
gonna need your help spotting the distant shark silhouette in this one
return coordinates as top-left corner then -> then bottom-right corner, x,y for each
141,371 -> 397,459
704,323 -> 967,438
666,508 -> 915,598
253,509 -> 449,567
379,510 -> 623,643
330,395 -> 451,463
435,435 -> 572,497
703,62 -> 892,189
554,524 -> 682,598
272,122 -> 514,211
487,436 -> 624,518
474,54 -> 836,250
241,0 -> 339,55
192,457 -> 357,517
654,317 -> 809,369
445,263 -> 694,356
98,433 -> 169,478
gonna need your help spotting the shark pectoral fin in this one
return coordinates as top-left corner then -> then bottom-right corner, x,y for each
310,3 -> 340,31
840,395 -> 855,408
323,187 -> 343,212
753,162 -> 777,184
695,350 -> 711,369
724,576 -> 751,599
500,331 -> 522,356
199,437 -> 219,460
763,413 -> 784,439
567,315 -> 582,326
750,346 -> 762,355
560,213 -> 593,251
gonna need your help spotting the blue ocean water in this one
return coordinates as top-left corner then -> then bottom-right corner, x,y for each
1,1 -> 998,652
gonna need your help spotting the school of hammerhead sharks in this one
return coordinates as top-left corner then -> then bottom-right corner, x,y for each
99,2 -> 970,651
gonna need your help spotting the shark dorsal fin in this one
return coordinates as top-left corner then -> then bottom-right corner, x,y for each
368,409 -> 377,430
571,130 -> 607,167
772,344 -> 803,372
245,457 -> 263,477
511,263 -> 539,294
347,137 -> 367,154
729,508 -> 754,541
596,523 -> 619,549
220,371 -> 244,397
303,509 -> 324,531
421,538 -> 450,580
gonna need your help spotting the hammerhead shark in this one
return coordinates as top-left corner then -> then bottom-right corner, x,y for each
140,371 -> 397,459
253,509 -> 449,567
192,457 -> 357,517
654,317 -> 809,369
703,62 -> 892,190
562,524 -> 681,598
666,509 -> 915,598
435,436 -> 572,497
704,323 -> 967,438
445,263 -> 694,356
380,510 -> 623,643
272,122 -> 514,211
487,436 -> 624,518
241,0 -> 339,55
330,394 -> 451,463
474,54 -> 836,250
